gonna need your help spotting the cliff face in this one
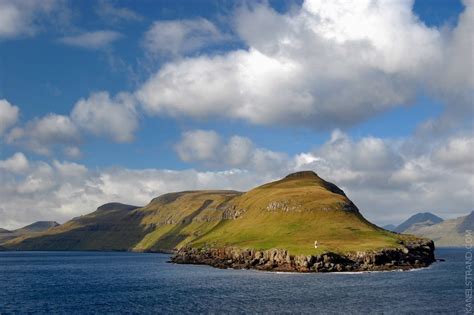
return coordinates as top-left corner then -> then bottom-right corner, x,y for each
172,239 -> 435,272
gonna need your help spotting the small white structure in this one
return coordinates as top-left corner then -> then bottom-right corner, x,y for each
314,240 -> 318,249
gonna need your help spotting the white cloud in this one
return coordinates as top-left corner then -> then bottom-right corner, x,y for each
0,152 -> 29,174
95,0 -> 143,24
63,146 -> 82,159
71,91 -> 138,143
4,92 -> 139,155
31,114 -> 79,143
135,0 -> 472,130
52,160 -> 88,178
143,18 -> 227,56
0,0 -> 61,39
175,129 -> 222,162
433,136 -> 474,172
174,129 -> 287,170
59,30 -> 122,50
225,136 -> 254,167
6,114 -> 80,155
0,99 -> 19,136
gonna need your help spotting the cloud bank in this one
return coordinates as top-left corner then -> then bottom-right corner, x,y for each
136,0 -> 473,129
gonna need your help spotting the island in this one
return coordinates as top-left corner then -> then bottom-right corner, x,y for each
2,171 -> 435,272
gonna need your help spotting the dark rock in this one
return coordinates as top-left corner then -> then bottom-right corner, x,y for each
170,239 -> 435,273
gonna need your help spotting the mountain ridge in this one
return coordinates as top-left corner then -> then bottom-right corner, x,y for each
402,211 -> 473,246
394,212 -> 444,233
0,221 -> 60,244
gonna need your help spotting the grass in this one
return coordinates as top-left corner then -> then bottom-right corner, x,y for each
191,209 -> 402,255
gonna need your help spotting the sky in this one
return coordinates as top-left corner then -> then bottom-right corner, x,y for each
0,0 -> 472,229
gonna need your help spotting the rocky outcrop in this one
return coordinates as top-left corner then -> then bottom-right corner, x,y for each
171,239 -> 435,272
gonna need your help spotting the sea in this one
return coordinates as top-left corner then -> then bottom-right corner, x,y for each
0,248 -> 469,314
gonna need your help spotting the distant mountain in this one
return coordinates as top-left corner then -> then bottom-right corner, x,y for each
382,224 -> 396,231
0,221 -> 59,243
15,221 -> 59,233
394,212 -> 444,233
458,211 -> 474,233
405,212 -> 473,247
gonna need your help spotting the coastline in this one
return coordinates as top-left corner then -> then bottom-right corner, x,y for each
171,239 -> 435,273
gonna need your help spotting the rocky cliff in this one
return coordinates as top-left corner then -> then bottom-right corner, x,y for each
172,239 -> 435,272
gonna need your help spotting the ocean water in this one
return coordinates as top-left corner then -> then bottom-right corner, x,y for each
0,248 -> 468,314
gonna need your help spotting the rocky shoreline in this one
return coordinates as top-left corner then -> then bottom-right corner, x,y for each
171,240 -> 435,272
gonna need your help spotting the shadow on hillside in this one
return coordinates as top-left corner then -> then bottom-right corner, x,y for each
151,199 -> 213,251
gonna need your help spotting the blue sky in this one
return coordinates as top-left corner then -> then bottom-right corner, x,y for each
0,0 -> 472,228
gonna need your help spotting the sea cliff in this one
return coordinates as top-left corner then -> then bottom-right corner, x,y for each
171,239 -> 435,272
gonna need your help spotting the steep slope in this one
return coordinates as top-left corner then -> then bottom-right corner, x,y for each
0,221 -> 59,243
395,212 -> 444,233
4,172 -> 430,264
404,211 -> 473,246
132,190 -> 241,251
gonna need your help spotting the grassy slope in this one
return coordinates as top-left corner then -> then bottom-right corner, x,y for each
190,172 -> 406,255
4,172 -> 420,255
132,190 -> 240,251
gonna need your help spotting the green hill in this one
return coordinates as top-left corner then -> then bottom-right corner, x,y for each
186,171 -> 408,255
3,171 -> 424,256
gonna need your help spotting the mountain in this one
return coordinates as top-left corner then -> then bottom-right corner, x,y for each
4,204 -> 142,251
2,171 -> 434,272
383,224 -> 396,231
394,212 -> 444,233
181,171 -> 406,255
403,211 -> 473,247
15,221 -> 60,233
0,221 -> 59,243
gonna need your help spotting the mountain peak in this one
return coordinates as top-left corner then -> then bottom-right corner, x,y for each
19,221 -> 59,232
96,203 -> 140,212
279,171 -> 346,197
395,212 -> 444,233
284,171 -> 319,180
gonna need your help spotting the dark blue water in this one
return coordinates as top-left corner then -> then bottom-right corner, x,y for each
0,248 -> 468,314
